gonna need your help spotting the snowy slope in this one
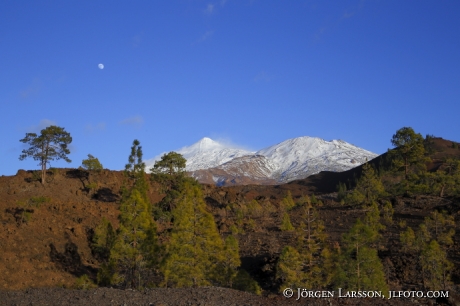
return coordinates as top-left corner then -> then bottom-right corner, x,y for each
179,138 -> 254,171
145,137 -> 253,172
145,136 -> 378,185
256,137 -> 377,182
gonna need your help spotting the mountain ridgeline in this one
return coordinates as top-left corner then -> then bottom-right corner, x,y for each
145,136 -> 378,186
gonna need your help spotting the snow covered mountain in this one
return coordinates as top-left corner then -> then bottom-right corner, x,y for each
256,137 -> 377,182
145,137 -> 253,172
145,136 -> 378,186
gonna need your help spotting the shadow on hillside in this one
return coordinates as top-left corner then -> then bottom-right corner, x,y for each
240,254 -> 278,292
65,169 -> 90,190
49,234 -> 96,279
5,207 -> 34,225
93,187 -> 119,202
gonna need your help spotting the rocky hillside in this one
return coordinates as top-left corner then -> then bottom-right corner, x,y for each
1,136 -> 460,305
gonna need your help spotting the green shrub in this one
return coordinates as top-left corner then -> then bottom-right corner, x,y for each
75,274 -> 96,290
29,196 -> 51,207
233,269 -> 262,295
230,224 -> 244,235
280,212 -> 294,231
31,171 -> 41,182
86,182 -> 99,194
282,191 -> 295,210
246,218 -> 256,231
247,200 -> 263,218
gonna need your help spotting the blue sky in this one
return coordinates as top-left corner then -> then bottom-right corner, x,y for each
1,0 -> 459,175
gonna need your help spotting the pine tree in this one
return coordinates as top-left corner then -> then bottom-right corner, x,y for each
19,125 -> 72,185
161,182 -> 225,287
357,163 -> 385,203
424,211 -> 455,247
337,219 -> 387,292
219,235 -> 241,287
124,139 -> 149,201
282,191 -> 296,210
110,189 -> 157,289
277,200 -> 334,290
420,240 -> 453,290
276,246 -> 304,290
382,201 -> 394,225
150,152 -> 189,215
424,134 -> 436,155
414,223 -> 431,251
247,199 -> 263,218
92,217 -> 116,261
399,211 -> 455,291
302,199 -> 334,288
82,154 -> 103,171
399,226 -> 416,252
297,201 -> 327,267
420,159 -> 460,197
97,139 -> 157,289
363,201 -> 385,234
280,212 -> 294,231
342,246 -> 388,292
345,163 -> 384,206
337,182 -> 347,202
390,127 -> 426,180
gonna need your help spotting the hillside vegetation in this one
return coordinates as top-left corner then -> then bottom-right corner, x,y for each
1,127 -> 460,305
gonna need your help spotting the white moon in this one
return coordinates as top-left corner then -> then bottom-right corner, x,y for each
98,63 -> 104,69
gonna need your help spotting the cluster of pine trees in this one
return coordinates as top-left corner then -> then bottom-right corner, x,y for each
388,127 -> 460,197
276,179 -> 389,293
277,126 -> 458,293
90,140 -> 260,292
18,125 -> 458,294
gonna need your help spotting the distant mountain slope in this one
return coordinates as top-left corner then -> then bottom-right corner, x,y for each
256,137 -> 377,182
191,155 -> 278,186
146,136 -> 378,186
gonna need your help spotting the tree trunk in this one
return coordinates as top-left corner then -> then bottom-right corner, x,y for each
41,160 -> 46,185
404,156 -> 408,179
356,244 -> 360,291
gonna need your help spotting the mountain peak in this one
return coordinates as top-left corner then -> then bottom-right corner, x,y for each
198,137 -> 219,146
187,137 -> 223,153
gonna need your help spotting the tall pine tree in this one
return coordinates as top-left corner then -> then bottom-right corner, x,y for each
161,181 -> 227,287
337,219 -> 388,293
277,198 -> 334,290
97,139 -> 157,289
345,163 -> 385,206
390,127 -> 426,180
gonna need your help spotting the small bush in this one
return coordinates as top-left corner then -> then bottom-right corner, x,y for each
337,182 -> 347,201
49,167 -> 59,175
233,269 -> 262,295
246,218 -> 256,231
29,196 -> 51,208
281,191 -> 295,210
22,210 -> 33,223
280,212 -> 294,231
75,274 -> 96,290
86,182 -> 99,195
247,200 -> 263,218
30,171 -> 41,182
